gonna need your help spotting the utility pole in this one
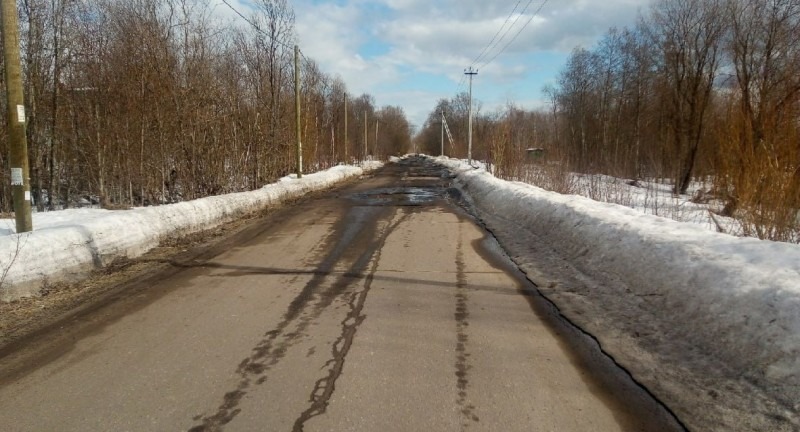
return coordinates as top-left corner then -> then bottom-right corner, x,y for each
294,45 -> 302,178
1,0 -> 33,232
440,109 -> 445,156
465,67 -> 478,165
363,111 -> 367,160
343,94 -> 348,163
374,118 -> 379,157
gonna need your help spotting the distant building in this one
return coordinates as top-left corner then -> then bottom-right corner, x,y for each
526,148 -> 545,161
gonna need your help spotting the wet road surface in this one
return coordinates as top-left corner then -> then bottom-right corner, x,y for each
0,157 -> 683,431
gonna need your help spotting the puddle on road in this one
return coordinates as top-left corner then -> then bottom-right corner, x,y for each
347,159 -> 458,208
347,187 -> 443,207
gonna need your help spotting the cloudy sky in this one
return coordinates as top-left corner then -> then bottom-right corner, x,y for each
218,0 -> 652,128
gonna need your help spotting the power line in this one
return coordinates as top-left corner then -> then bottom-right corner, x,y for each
220,0 -> 314,66
453,1 -> 540,98
471,0 -> 523,67
478,0 -> 549,70
471,0 -> 536,69
453,1 -> 524,96
221,0 -> 296,52
455,74 -> 467,94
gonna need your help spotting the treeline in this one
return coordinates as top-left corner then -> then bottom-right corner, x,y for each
417,0 -> 800,242
415,94 -> 552,179
0,0 -> 411,211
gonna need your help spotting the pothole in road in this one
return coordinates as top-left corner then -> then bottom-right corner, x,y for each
403,176 -> 442,182
348,187 -> 442,207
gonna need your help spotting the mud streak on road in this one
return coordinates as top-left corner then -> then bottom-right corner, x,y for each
189,204 -> 396,431
455,222 -> 479,429
292,210 -> 412,432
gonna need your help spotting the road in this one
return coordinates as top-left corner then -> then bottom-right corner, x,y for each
0,157 -> 683,431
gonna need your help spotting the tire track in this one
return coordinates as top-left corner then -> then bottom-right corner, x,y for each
188,206 -> 390,432
291,210 -> 412,431
455,222 -> 479,428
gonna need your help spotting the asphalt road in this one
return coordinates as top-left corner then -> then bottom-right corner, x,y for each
0,157 -> 683,431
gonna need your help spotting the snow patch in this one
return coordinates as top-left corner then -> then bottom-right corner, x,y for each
0,163 -> 381,301
431,155 -> 800,427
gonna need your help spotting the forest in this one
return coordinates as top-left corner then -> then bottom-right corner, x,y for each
416,0 -> 800,242
0,0 -> 412,211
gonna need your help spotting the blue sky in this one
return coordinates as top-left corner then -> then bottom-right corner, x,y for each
218,0 -> 652,128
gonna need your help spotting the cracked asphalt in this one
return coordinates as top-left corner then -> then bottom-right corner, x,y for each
0,157 -> 684,431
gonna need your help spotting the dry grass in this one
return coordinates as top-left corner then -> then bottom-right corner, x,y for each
491,149 -> 799,242
519,162 -> 577,195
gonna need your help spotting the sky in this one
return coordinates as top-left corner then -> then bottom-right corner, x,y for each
214,0 -> 653,129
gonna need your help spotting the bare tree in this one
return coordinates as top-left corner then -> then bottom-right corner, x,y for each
715,0 -> 800,239
2,0 -> 410,213
649,0 -> 725,194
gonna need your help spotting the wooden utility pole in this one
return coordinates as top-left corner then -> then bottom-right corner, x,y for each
363,111 -> 367,160
1,0 -> 33,232
344,94 -> 348,162
465,67 -> 478,165
294,45 -> 302,178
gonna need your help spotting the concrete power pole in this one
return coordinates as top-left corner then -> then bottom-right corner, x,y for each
343,94 -> 348,163
465,67 -> 478,165
440,110 -> 445,156
1,0 -> 33,232
294,45 -> 302,178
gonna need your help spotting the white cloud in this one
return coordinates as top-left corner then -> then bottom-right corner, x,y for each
294,1 -> 404,95
208,0 -> 256,28
375,89 -> 444,129
375,0 -> 651,70
269,0 -> 653,126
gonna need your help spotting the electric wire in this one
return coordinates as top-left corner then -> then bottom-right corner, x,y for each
470,0 -> 523,67
470,0 -> 536,70
221,0 -> 297,52
478,0 -> 549,71
218,1 -> 337,115
455,74 -> 467,94
221,0 -> 313,67
454,1 -> 525,96
453,3 -> 528,98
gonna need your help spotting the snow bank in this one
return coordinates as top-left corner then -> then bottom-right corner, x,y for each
0,163 -> 380,301
431,156 -> 800,429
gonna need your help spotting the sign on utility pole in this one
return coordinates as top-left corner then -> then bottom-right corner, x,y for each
1,0 -> 33,232
465,67 -> 478,166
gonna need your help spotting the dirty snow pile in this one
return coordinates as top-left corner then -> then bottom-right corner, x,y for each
0,162 -> 381,301
431,155 -> 800,430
